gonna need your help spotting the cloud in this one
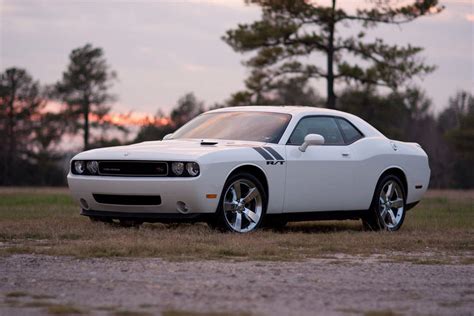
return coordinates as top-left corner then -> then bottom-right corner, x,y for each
137,46 -> 153,55
445,0 -> 474,3
146,0 -> 249,10
182,63 -> 208,73
0,2 -> 16,14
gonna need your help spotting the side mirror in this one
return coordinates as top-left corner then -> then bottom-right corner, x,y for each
163,133 -> 173,140
299,134 -> 325,152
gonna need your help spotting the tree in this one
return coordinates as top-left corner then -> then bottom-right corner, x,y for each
223,0 -> 442,108
337,86 -> 433,139
170,93 -> 204,128
29,112 -> 67,185
337,86 -> 408,139
444,92 -> 474,157
226,76 -> 323,107
441,91 -> 474,188
438,91 -> 474,164
134,93 -> 204,143
55,43 -> 117,150
438,91 -> 474,134
134,110 -> 175,143
0,68 -> 45,185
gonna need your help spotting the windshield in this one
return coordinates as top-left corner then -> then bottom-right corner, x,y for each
171,111 -> 292,143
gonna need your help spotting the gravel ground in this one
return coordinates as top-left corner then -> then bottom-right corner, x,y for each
0,254 -> 473,316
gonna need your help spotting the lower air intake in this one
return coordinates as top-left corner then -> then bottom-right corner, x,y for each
93,194 -> 162,206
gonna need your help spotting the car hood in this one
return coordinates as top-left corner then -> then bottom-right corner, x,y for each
72,139 -> 266,161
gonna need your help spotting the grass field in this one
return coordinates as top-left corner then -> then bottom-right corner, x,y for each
0,188 -> 472,262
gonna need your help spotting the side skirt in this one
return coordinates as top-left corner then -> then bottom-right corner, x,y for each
267,210 -> 368,222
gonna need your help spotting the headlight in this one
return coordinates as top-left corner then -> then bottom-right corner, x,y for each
74,161 -> 85,174
171,162 -> 184,176
186,162 -> 200,177
86,161 -> 99,174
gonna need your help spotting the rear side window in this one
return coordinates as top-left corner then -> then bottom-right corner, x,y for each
335,118 -> 364,144
288,116 -> 345,145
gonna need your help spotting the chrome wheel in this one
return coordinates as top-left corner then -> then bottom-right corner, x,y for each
223,179 -> 263,233
379,180 -> 404,229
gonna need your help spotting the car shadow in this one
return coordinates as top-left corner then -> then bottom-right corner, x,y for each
140,220 -> 365,234
272,221 -> 364,234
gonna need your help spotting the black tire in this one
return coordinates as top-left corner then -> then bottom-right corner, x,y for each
362,174 -> 406,232
209,172 -> 267,233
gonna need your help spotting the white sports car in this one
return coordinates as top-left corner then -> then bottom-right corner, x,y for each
68,106 -> 430,232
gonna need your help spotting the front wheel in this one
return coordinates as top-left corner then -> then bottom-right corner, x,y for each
210,172 -> 266,233
362,175 -> 406,231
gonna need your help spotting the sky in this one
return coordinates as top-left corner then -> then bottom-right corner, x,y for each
1,0 -> 473,117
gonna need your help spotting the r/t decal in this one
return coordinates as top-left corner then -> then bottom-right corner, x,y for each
266,161 -> 285,165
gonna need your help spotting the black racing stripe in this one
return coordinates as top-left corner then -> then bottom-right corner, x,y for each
263,147 -> 284,161
253,147 -> 274,160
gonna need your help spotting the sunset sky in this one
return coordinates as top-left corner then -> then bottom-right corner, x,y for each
1,0 -> 473,117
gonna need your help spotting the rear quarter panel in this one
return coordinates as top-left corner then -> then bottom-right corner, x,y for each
349,137 -> 430,210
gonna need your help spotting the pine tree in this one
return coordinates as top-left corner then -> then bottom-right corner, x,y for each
223,0 -> 443,108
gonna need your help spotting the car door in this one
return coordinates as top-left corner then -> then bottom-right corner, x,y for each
283,116 -> 361,212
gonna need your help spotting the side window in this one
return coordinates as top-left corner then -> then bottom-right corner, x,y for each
335,118 -> 364,144
288,116 -> 344,145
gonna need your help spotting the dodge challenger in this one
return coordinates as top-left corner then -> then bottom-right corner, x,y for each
68,106 -> 430,233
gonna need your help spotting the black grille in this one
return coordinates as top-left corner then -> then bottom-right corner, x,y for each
93,194 -> 162,205
98,161 -> 168,176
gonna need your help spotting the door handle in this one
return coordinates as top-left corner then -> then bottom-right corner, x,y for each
342,153 -> 350,158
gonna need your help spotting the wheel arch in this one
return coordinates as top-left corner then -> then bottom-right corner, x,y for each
225,164 -> 269,198
377,166 -> 408,197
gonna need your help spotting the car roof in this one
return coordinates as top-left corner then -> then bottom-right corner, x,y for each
209,105 -> 347,116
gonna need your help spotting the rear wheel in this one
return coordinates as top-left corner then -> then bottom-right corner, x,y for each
362,175 -> 406,231
209,172 -> 266,233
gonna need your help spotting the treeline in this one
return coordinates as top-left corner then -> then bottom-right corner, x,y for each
0,41 -> 209,186
0,52 -> 473,187
0,44 -> 125,186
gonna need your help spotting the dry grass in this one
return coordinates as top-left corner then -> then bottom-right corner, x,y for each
0,189 -> 472,261
5,291 -> 29,298
46,304 -> 84,315
1,293 -> 85,315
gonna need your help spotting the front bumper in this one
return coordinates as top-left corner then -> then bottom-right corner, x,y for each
67,173 -> 221,214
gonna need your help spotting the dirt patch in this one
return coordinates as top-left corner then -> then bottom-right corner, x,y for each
1,254 -> 473,316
